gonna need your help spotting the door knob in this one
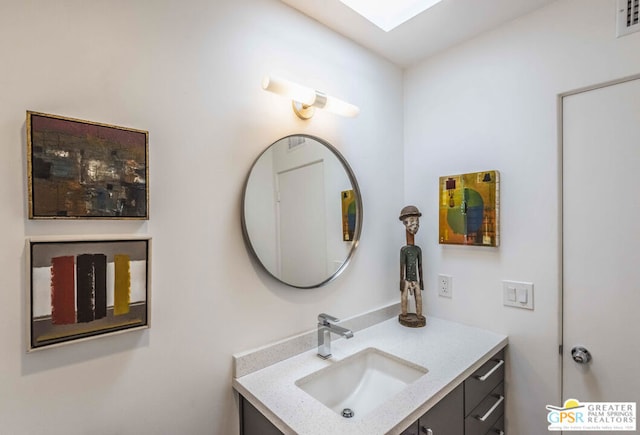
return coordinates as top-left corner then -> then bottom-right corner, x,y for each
571,346 -> 592,364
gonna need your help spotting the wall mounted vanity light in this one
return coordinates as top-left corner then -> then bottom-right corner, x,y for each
261,75 -> 360,120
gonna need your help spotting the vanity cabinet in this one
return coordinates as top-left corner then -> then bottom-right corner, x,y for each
400,383 -> 464,435
401,348 -> 505,435
239,395 -> 283,435
239,348 -> 505,435
464,349 -> 505,435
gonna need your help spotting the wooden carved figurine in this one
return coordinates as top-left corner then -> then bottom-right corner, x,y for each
399,205 -> 426,328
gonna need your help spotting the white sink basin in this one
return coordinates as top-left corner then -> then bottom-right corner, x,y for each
295,347 -> 428,419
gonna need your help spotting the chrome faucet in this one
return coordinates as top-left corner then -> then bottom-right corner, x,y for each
317,313 -> 354,359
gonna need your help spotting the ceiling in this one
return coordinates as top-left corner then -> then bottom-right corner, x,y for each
280,0 -> 556,67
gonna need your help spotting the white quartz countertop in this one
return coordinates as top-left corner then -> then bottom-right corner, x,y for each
233,317 -> 508,435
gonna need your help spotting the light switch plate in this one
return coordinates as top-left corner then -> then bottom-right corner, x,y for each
503,280 -> 533,310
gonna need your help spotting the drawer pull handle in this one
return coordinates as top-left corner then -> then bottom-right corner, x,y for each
493,430 -> 505,435
475,394 -> 504,422
474,359 -> 504,381
420,428 -> 433,435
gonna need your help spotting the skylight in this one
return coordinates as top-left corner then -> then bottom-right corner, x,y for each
339,0 -> 444,32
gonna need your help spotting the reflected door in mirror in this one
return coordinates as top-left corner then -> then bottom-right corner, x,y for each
277,161 -> 327,286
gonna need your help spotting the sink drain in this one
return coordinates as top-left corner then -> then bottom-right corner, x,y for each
341,408 -> 354,418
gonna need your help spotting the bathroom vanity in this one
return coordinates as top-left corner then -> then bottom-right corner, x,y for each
238,135 -> 506,434
233,316 -> 507,435
399,349 -> 505,435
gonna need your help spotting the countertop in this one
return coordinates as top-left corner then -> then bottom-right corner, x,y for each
233,317 -> 508,435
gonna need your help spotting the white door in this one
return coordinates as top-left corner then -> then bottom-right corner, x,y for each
276,160 -> 327,287
562,77 -> 640,406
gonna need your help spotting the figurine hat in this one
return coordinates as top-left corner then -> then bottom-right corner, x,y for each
399,205 -> 422,220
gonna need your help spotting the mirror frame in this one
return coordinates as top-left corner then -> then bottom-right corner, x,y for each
241,134 -> 363,289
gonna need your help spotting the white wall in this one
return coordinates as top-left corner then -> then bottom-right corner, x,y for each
0,0 -> 404,433
404,0 -> 640,432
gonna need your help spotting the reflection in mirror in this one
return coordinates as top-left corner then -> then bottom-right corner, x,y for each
242,135 -> 362,288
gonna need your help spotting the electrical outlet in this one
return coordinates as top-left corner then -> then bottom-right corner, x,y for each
438,274 -> 452,298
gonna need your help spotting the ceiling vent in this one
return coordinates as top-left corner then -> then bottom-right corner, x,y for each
617,0 -> 640,37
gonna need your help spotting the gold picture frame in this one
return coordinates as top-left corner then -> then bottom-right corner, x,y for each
27,111 -> 149,219
439,170 -> 500,246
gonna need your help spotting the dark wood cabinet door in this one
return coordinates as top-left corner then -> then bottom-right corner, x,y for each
240,396 -> 283,435
418,383 -> 464,435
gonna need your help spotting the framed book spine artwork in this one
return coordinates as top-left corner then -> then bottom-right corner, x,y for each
26,235 -> 151,351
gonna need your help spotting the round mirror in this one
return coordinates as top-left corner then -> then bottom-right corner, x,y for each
242,134 -> 363,288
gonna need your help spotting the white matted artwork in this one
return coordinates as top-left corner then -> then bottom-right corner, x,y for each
26,235 -> 151,351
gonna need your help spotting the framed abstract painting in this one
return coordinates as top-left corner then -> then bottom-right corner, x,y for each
439,170 -> 500,247
26,111 -> 149,219
341,189 -> 356,242
27,235 -> 151,351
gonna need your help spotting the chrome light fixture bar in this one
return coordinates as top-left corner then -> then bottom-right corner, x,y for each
262,75 -> 360,120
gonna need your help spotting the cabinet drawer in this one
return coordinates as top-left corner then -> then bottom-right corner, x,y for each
464,349 -> 505,415
464,382 -> 504,435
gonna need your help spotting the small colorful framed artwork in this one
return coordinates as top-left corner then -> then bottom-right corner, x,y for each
27,236 -> 151,351
439,170 -> 500,247
341,189 -> 356,241
26,111 -> 149,219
